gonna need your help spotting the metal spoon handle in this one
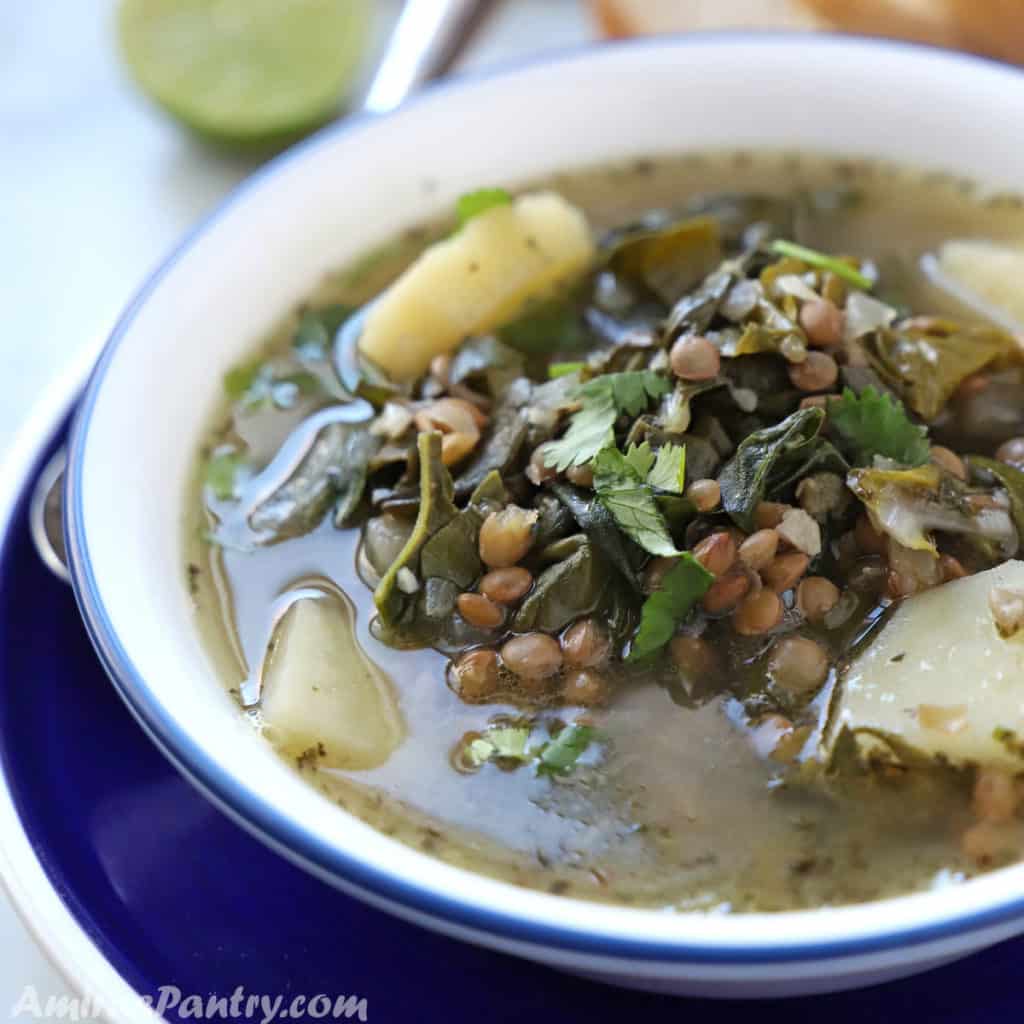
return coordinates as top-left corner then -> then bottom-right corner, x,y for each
32,0 -> 501,583
360,0 -> 501,114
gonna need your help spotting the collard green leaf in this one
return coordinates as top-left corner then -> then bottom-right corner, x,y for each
607,215 -> 722,305
224,360 -> 321,410
846,464 -> 943,553
968,456 -> 1024,544
456,187 -> 512,227
718,407 -> 832,532
827,387 -> 930,467
448,336 -> 525,397
627,555 -> 714,662
665,267 -> 735,337
453,382 -> 531,500
511,544 -> 603,632
374,433 -> 458,626
544,371 -> 671,471
247,420 -> 375,542
592,445 -> 680,557
293,304 -> 354,360
550,483 -> 642,591
862,320 -> 1019,421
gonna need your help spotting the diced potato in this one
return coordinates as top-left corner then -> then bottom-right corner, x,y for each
823,561 -> 1024,770
936,239 -> 1024,329
261,592 -> 403,769
358,191 -> 594,380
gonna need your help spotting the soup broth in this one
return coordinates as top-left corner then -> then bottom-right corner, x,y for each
187,152 -> 1024,911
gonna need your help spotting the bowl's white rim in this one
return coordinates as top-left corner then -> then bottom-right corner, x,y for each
62,30 -> 1024,970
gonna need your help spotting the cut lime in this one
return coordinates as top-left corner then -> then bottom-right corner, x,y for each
117,0 -> 372,145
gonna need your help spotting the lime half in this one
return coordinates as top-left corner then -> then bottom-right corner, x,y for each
118,0 -> 372,145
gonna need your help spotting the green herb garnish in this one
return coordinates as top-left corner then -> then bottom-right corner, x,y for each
544,371 -> 671,470
828,387 -> 930,467
223,361 -> 320,411
456,187 -> 512,227
205,450 -> 247,501
647,442 -> 687,494
536,725 -> 599,776
593,444 -> 680,557
769,239 -> 872,290
627,554 -> 714,662
548,361 -> 585,379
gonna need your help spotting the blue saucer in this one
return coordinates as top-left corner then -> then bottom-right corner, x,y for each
2,418 -> 1022,1023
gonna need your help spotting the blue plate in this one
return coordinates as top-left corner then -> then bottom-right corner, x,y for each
1,417 -> 1023,1023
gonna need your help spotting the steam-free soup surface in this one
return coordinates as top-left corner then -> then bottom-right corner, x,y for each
188,152 -> 1024,911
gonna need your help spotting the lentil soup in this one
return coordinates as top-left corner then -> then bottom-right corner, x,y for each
188,152 -> 1024,912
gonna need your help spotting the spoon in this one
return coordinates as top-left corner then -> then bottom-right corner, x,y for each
31,0 -> 500,582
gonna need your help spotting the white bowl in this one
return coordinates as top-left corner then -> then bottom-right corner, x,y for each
65,34 -> 1024,998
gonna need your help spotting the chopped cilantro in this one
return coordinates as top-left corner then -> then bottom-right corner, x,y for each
548,361 -> 585,379
205,449 -> 247,501
536,724 -> 599,776
828,387 -> 930,467
456,187 -> 512,227
627,554 -> 714,662
647,442 -> 687,494
593,444 -> 680,557
769,239 -> 873,290
544,370 -> 671,470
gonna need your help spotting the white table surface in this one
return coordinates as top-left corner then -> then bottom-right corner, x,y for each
0,1 -> 590,1015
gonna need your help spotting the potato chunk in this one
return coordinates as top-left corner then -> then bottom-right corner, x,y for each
358,191 -> 594,380
824,561 -> 1024,770
261,592 -> 403,769
936,239 -> 1024,329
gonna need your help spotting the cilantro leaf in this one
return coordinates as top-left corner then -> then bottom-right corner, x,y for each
548,361 -> 585,379
593,445 -> 680,557
828,387 -> 930,467
769,239 -> 872,290
627,554 -> 714,662
205,449 -> 248,501
647,442 -> 687,494
536,725 -> 599,776
456,187 -> 512,227
544,371 -> 671,470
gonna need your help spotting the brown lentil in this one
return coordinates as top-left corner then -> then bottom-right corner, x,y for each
452,649 -> 500,700
685,478 -> 721,513
457,593 -> 504,629
562,668 -> 609,707
525,445 -> 558,485
669,334 -> 721,381
761,552 -> 810,593
787,350 -> 838,392
799,395 -> 829,411
561,619 -> 611,668
754,502 -> 790,530
501,633 -> 563,681
797,576 -> 840,622
973,768 -> 1018,824
565,463 -> 594,487
479,506 -> 537,568
733,588 -> 784,636
669,635 -> 719,679
768,635 -> 830,694
939,554 -> 968,582
929,445 -> 967,481
479,567 -> 533,605
799,297 -> 844,347
692,532 -> 738,577
702,571 -> 752,614
738,529 -> 779,571
854,514 -> 887,556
